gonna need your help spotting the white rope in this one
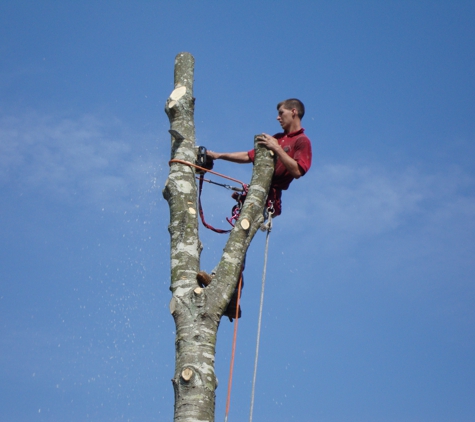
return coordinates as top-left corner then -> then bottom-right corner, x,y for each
249,213 -> 273,422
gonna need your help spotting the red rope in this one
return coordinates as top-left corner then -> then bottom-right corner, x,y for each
198,174 -> 232,234
225,271 -> 243,421
168,159 -> 246,188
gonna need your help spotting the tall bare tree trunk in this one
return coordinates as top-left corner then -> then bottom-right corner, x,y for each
163,52 -> 274,422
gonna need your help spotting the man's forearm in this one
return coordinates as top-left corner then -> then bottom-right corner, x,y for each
207,151 -> 251,164
274,146 -> 303,178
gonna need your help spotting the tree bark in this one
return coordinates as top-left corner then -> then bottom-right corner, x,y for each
163,52 -> 274,422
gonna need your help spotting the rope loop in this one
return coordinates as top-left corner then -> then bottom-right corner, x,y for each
261,202 -> 274,232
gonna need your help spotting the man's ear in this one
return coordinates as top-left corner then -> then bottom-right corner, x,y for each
291,108 -> 298,118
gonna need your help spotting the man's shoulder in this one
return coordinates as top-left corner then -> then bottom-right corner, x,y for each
294,128 -> 311,144
292,133 -> 312,150
296,133 -> 311,144
296,128 -> 311,140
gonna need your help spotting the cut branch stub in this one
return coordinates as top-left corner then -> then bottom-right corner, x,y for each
170,86 -> 187,101
168,86 -> 187,108
181,368 -> 193,382
240,218 -> 250,230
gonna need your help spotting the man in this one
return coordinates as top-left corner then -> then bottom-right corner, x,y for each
206,98 -> 312,216
198,99 -> 312,320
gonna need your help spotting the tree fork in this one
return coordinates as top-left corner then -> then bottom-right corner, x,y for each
164,52 -> 274,421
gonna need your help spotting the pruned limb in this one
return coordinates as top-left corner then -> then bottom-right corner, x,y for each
163,52 -> 199,295
205,135 -> 275,318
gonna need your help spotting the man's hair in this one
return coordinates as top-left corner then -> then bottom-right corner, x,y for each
277,98 -> 305,119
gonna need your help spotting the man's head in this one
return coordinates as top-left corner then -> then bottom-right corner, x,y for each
277,99 -> 305,119
276,98 -> 305,133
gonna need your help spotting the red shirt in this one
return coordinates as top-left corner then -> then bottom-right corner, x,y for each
247,128 -> 312,215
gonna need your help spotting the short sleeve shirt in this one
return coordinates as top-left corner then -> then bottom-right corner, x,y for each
247,128 -> 312,191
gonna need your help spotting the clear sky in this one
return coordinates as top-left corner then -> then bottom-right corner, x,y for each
1,1 -> 474,421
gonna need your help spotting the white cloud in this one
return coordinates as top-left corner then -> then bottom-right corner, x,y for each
0,112 -> 166,212
313,164 -> 426,235
278,162 -> 475,249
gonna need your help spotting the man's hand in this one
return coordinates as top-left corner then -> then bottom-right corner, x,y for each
256,133 -> 280,153
206,150 -> 219,160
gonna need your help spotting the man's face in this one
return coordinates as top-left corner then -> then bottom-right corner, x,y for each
276,106 -> 295,132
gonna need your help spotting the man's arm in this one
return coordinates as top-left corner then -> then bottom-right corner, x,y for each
207,150 -> 251,164
256,133 -> 303,179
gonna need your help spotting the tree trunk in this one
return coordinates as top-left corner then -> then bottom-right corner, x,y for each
163,52 -> 274,422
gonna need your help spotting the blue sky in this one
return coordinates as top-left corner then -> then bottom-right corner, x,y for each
1,1 -> 474,421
